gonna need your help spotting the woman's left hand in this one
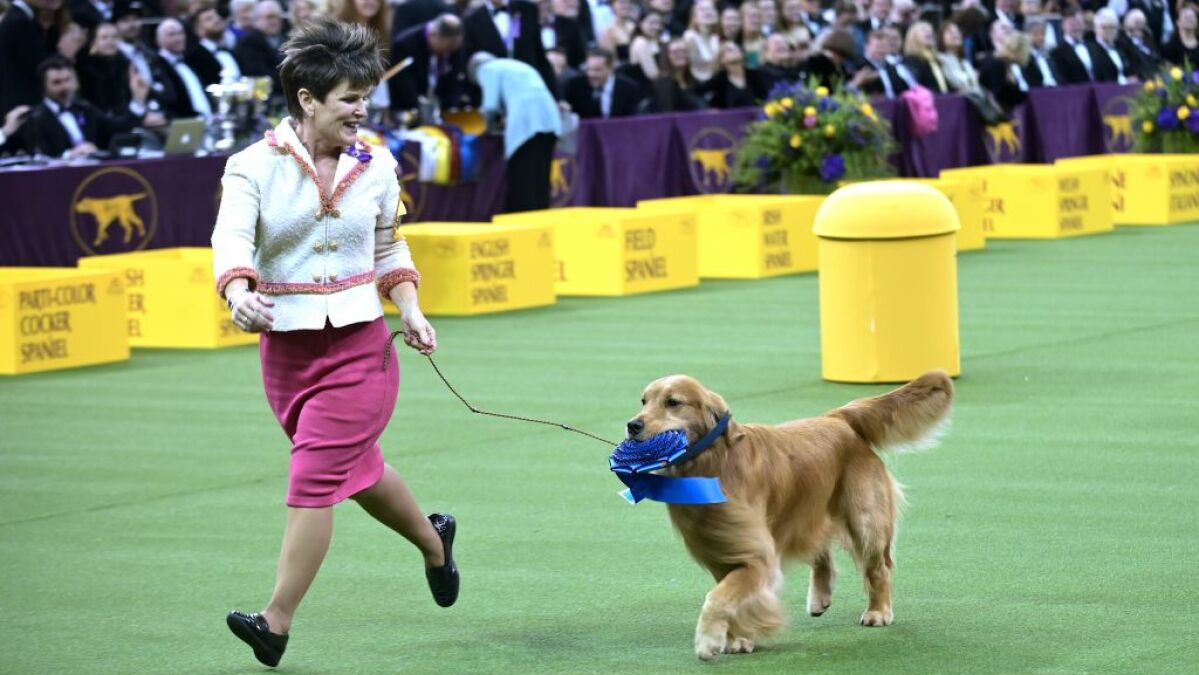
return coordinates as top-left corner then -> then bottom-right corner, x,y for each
399,305 -> 437,355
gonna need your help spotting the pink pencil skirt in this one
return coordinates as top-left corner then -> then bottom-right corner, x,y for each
260,317 -> 399,508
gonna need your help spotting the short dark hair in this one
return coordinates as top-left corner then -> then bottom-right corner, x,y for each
37,55 -> 75,93
587,46 -> 615,66
430,13 -> 463,39
279,17 -> 385,120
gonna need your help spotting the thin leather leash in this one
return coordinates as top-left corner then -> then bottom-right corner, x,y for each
384,330 -> 618,446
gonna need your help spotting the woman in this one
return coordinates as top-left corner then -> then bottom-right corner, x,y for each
1162,4 -> 1199,67
214,19 -> 457,669
56,21 -> 86,62
76,22 -> 134,114
937,21 -> 980,94
701,41 -> 766,108
777,0 -> 808,45
979,31 -> 1031,112
720,5 -> 742,44
684,0 -> 721,82
334,0 -> 392,114
289,0 -> 328,35
628,11 -> 665,82
903,20 -> 949,94
647,36 -> 707,111
740,0 -> 766,67
600,0 -> 638,63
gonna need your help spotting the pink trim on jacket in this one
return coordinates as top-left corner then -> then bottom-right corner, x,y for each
216,267 -> 260,298
377,267 -> 421,297
265,130 -> 371,219
258,271 -> 377,295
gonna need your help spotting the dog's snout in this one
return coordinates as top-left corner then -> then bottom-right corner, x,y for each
626,418 -> 645,437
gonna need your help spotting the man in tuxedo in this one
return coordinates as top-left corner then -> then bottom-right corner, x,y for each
1121,9 -> 1161,79
186,4 -> 243,87
854,0 -> 891,53
1024,17 -> 1059,87
1124,0 -> 1174,50
389,14 -> 468,115
857,30 -> 909,99
0,0 -> 54,118
994,0 -> 1024,31
150,18 -> 215,119
233,0 -> 285,96
463,0 -> 557,98
22,55 -> 164,158
114,0 -> 155,85
563,47 -> 641,118
799,0 -> 827,38
1088,8 -> 1137,84
391,0 -> 452,41
1049,10 -> 1094,84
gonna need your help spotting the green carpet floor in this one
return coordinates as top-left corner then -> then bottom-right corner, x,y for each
2,225 -> 1198,674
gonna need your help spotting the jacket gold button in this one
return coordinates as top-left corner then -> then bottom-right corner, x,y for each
329,241 -> 339,251
314,243 -> 324,253
328,273 -> 338,282
312,273 -> 321,283
314,208 -> 324,220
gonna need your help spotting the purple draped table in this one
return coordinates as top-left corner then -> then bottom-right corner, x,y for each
0,84 -> 1137,267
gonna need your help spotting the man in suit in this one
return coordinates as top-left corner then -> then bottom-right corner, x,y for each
23,55 -> 163,158
233,0 -> 285,96
1049,10 -> 1094,84
857,30 -> 909,99
0,0 -> 54,118
463,0 -> 558,98
854,0 -> 891,53
150,18 -> 214,119
1121,9 -> 1161,79
391,0 -> 452,41
1125,0 -> 1174,50
1024,17 -> 1059,87
389,14 -> 468,116
114,0 -> 155,85
563,47 -> 641,118
1088,8 -> 1137,84
186,4 -> 243,87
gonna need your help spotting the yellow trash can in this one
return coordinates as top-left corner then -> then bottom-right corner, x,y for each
814,181 -> 961,383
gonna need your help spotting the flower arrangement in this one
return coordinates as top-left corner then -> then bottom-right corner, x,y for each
732,82 -> 897,194
1132,64 -> 1199,154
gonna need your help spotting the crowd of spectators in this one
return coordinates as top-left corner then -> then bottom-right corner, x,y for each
2,0 -> 1197,156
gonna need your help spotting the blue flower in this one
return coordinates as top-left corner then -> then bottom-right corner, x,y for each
819,154 -> 846,182
755,155 -> 772,170
847,121 -> 867,146
1157,106 -> 1180,130
818,97 -> 840,113
1189,113 -> 1199,134
1192,70 -> 1199,85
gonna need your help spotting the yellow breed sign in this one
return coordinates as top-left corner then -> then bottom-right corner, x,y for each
399,223 -> 556,315
941,165 -> 1114,239
0,267 -> 129,374
1057,154 -> 1199,226
77,247 -> 259,348
637,195 -> 820,278
495,208 -> 699,296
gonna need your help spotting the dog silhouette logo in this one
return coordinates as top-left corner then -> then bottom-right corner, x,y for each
550,153 -> 577,207
688,127 -> 738,194
984,120 -> 1023,162
70,167 -> 158,255
398,150 -> 427,221
1101,95 -> 1135,152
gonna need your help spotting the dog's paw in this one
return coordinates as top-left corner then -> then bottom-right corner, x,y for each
858,609 -> 894,627
727,637 -> 755,654
694,632 -> 727,661
807,590 -> 832,617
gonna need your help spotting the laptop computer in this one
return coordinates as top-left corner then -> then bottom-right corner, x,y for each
162,117 -> 206,156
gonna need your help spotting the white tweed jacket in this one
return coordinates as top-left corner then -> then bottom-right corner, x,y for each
211,118 -> 420,332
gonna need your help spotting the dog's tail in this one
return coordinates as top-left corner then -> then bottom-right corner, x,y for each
830,370 -> 954,453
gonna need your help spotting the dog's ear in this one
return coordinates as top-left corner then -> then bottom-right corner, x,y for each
701,389 -> 731,437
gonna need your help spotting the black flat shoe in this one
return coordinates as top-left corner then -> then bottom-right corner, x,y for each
226,611 -> 288,668
425,513 -> 459,608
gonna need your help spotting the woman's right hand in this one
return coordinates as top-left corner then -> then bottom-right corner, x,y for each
229,289 -> 275,333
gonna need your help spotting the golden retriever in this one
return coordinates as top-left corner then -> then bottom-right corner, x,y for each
625,370 -> 953,660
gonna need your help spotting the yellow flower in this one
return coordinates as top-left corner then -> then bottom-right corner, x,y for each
1188,95 -> 1198,108
789,133 -> 802,148
816,86 -> 829,98
1179,106 -> 1192,121
764,102 -> 780,117
1170,67 -> 1184,81
803,106 -> 817,117
1142,120 -> 1155,133
780,97 -> 794,109
824,124 -> 836,138
1143,81 -> 1156,92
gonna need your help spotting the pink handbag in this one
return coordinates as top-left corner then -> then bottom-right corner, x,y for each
902,85 -> 939,139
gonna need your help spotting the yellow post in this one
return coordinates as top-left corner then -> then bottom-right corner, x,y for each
814,181 -> 961,383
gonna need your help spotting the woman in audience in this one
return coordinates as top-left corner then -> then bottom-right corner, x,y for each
720,5 -> 742,44
334,0 -> 393,117
601,0 -> 638,63
684,0 -> 721,82
289,0 -> 328,35
76,22 -> 135,115
1162,4 -> 1199,67
778,0 -> 808,44
757,0 -> 779,35
629,11 -> 665,82
807,28 -> 859,90
903,20 -> 949,93
56,21 -> 87,63
701,41 -> 766,108
938,21 -> 980,94
647,36 -> 707,111
740,0 -> 766,67
979,31 -> 1031,112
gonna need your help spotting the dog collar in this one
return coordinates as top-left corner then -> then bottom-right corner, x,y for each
609,413 -> 732,505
